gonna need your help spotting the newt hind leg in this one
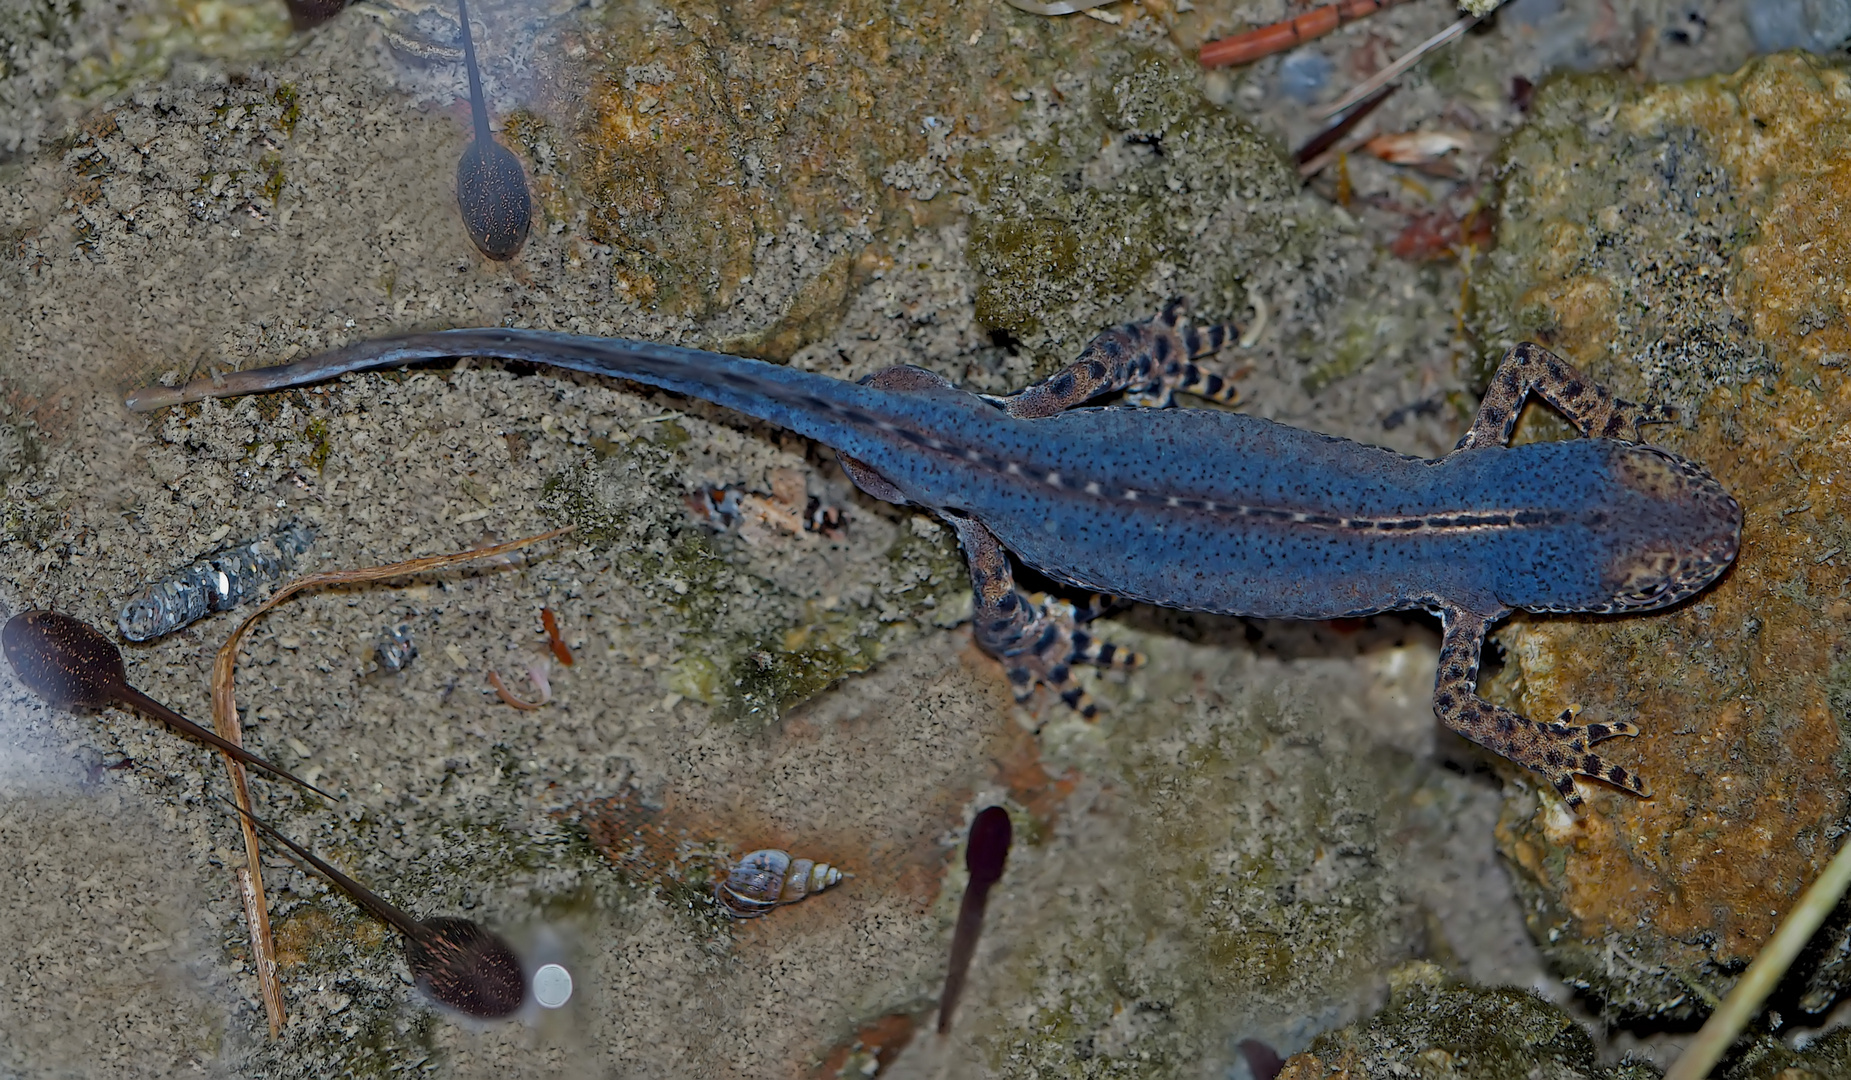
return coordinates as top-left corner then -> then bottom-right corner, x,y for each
1459,342 -> 1675,450
1436,605 -> 1646,809
999,298 -> 1247,419
944,513 -> 1142,719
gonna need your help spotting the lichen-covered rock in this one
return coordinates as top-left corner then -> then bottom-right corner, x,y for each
1469,54 -> 1851,1019
1715,1028 -> 1851,1080
966,55 -> 1311,364
1276,962 -> 1657,1080
569,0 -> 1105,354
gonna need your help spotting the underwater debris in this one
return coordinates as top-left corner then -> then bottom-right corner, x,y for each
220,799 -> 528,1019
375,622 -> 417,672
937,805 -> 1011,1034
116,521 -> 315,641
1318,15 -> 1482,118
1001,0 -> 1122,17
284,0 -> 346,29
1199,0 -> 1412,69
488,663 -> 550,710
714,849 -> 847,919
1388,203 -> 1494,262
1236,1038 -> 1286,1080
1361,130 -> 1475,169
686,470 -> 840,545
1294,85 -> 1397,174
3,609 -> 334,798
540,607 -> 574,666
454,0 -> 531,259
685,487 -> 745,529
207,528 -> 569,1033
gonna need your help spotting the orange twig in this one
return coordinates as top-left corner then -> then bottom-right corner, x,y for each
1199,0 -> 1411,68
210,526 -> 571,1035
540,607 -> 574,666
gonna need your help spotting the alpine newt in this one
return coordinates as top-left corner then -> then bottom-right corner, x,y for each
126,303 -> 1742,808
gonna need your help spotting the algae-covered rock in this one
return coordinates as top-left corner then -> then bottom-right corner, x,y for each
883,625 -> 1486,1080
1715,1028 -> 1851,1080
570,0 -> 1106,354
1277,962 -> 1656,1080
1469,55 -> 1851,1019
967,55 -> 1347,371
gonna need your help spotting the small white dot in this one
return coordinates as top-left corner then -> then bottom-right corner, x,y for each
532,963 -> 573,1008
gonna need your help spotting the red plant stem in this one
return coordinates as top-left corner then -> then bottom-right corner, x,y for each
1199,0 -> 1411,68
541,607 -> 574,666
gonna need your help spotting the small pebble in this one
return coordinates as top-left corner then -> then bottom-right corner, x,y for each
376,623 -> 417,672
1279,51 -> 1333,103
1746,0 -> 1851,53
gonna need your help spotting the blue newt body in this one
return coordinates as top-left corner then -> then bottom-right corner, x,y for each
127,305 -> 1740,808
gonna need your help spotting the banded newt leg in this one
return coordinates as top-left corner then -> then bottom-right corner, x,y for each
1434,604 -> 1646,809
999,298 -> 1247,418
837,365 -> 1142,718
1458,342 -> 1675,450
944,512 -> 1143,719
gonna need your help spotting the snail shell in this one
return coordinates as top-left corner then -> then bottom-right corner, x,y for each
715,849 -> 845,919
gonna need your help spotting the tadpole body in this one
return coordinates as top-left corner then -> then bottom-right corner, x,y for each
454,0 -> 531,260
2,609 -> 335,801
937,805 -> 1012,1035
222,799 -> 528,1019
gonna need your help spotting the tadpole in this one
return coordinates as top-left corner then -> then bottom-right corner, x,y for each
454,0 -> 531,260
220,798 -> 529,1019
937,805 -> 1012,1035
2,609 -> 335,801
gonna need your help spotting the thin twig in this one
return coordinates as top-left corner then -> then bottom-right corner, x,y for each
236,868 -> 284,1036
1199,0 -> 1413,69
1664,830 -> 1851,1080
210,526 -> 572,1035
1316,15 -> 1478,119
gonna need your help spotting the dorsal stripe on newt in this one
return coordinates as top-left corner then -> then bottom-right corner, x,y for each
125,307 -> 1741,810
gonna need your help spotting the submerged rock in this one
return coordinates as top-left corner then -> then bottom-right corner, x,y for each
1277,962 -> 1653,1080
1470,54 -> 1851,1019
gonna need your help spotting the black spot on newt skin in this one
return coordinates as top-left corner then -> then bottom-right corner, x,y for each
455,0 -> 531,260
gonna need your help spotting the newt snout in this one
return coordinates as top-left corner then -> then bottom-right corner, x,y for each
1596,442 -> 1742,614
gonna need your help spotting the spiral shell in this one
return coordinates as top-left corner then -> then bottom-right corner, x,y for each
715,849 -> 846,919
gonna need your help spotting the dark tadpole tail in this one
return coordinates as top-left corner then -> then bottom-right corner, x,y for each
116,685 -> 338,802
456,0 -> 492,145
218,799 -> 528,1019
938,806 -> 1013,1035
937,881 -> 992,1035
216,796 -> 427,941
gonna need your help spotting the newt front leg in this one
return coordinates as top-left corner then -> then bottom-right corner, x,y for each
1442,341 -> 1675,807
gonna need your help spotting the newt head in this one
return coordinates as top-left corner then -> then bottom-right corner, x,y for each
1592,442 -> 1741,613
